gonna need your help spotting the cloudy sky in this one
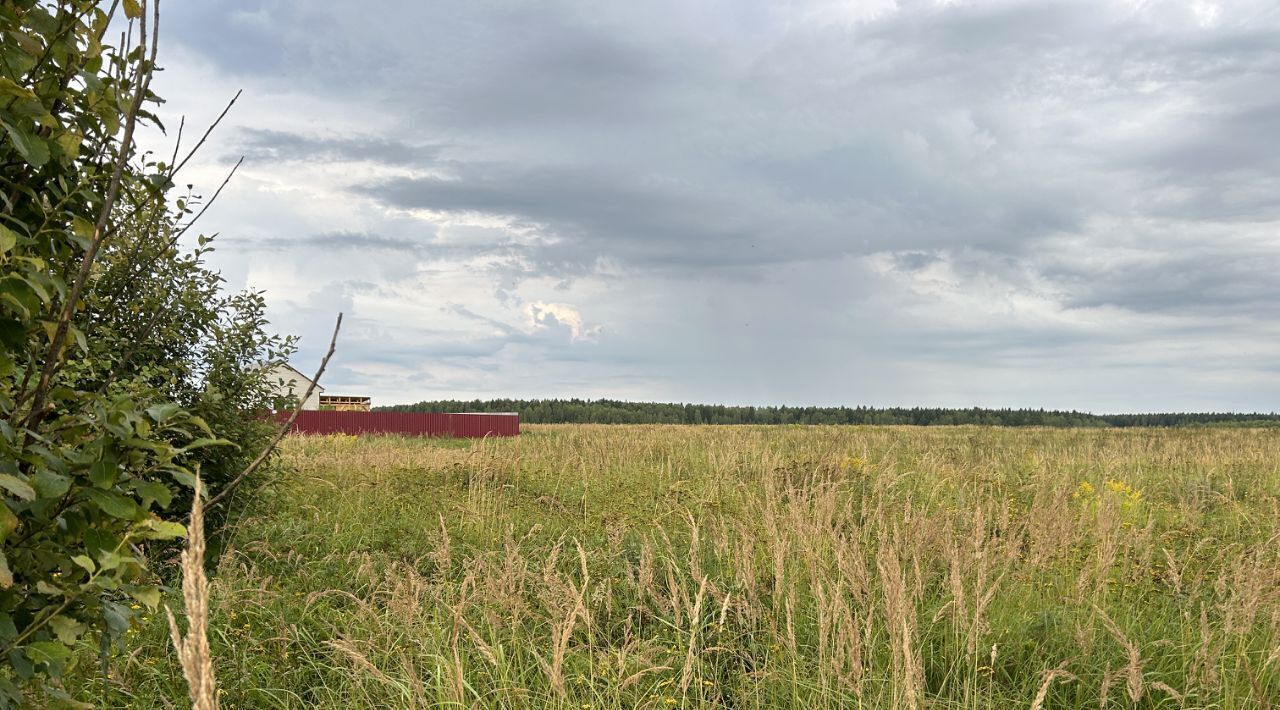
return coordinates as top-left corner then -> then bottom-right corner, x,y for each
144,0 -> 1280,412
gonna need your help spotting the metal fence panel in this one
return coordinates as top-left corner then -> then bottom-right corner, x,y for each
276,411 -> 519,438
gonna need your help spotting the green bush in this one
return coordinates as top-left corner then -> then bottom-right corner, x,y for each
0,1 -> 292,704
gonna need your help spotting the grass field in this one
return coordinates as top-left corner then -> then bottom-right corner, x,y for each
71,425 -> 1280,708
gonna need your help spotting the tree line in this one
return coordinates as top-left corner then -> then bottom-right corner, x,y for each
380,399 -> 1280,428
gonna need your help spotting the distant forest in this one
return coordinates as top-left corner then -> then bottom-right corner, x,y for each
378,399 -> 1280,427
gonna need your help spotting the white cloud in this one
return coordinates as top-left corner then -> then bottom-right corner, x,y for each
523,302 -> 601,341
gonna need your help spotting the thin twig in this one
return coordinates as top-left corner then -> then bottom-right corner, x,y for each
171,89 -> 241,179
205,313 -> 343,512
172,156 -> 242,242
169,114 -> 185,171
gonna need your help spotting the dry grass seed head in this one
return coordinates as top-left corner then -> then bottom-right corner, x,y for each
166,477 -> 218,710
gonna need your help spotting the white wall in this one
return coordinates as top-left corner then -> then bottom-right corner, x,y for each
262,364 -> 322,410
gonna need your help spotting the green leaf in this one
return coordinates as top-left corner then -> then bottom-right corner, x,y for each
122,0 -> 143,19
143,519 -> 185,540
23,276 -> 47,305
0,474 -> 34,501
24,641 -> 71,675
70,555 -> 95,574
85,489 -> 137,520
0,504 -> 17,545
0,78 -> 35,102
164,467 -> 196,488
130,585 -> 161,610
0,225 -> 16,254
70,216 -> 95,246
9,647 -> 34,679
0,119 -> 49,167
48,617 -> 84,646
187,415 -> 214,436
134,481 -> 172,509
70,324 -> 87,354
25,640 -> 69,664
11,98 -> 56,128
102,602 -> 130,634
175,437 -> 234,453
31,469 -> 70,498
95,550 -> 125,572
88,459 -> 117,488
0,613 -> 17,642
146,402 -> 181,422
23,6 -> 59,35
8,29 -> 42,56
0,275 -> 41,317
0,552 -> 11,588
54,129 -> 81,160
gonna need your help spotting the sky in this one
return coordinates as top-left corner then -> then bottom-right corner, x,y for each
142,0 -> 1280,412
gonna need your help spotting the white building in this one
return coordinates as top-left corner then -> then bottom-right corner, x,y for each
262,363 -> 323,411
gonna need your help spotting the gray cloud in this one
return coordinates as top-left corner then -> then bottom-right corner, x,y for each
153,0 -> 1280,411
1053,249 -> 1280,316
233,129 -> 443,167
228,231 -> 429,253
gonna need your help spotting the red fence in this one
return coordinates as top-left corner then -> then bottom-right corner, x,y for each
277,411 -> 519,438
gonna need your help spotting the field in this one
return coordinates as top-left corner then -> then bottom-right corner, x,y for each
72,425 -> 1280,708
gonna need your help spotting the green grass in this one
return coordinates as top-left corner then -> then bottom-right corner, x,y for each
68,425 -> 1280,708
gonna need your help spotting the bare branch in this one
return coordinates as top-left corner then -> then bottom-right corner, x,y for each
172,156 -> 242,242
206,313 -> 343,512
172,90 -> 241,179
169,114 -> 185,171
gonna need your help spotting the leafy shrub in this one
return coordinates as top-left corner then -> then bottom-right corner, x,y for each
0,1 -> 292,703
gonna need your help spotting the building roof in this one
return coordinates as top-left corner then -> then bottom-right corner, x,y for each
269,362 -> 325,392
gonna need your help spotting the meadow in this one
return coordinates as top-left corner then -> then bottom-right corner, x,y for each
72,425 -> 1280,708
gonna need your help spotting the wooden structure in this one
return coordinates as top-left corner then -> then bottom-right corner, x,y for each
319,395 -> 372,412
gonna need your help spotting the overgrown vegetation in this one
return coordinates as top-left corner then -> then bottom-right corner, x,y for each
4,4 -> 1276,709
0,1 -> 290,703
71,425 -> 1280,708
383,398 -> 1280,428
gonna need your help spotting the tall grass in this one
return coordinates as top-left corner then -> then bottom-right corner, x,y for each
74,425 -> 1280,707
